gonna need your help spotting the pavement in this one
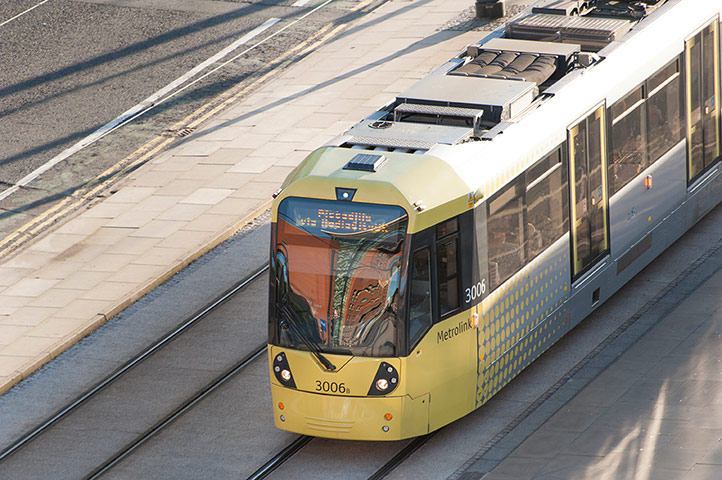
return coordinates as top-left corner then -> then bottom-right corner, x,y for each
2,1 -> 722,479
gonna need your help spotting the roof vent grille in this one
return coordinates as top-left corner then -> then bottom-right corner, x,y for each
344,153 -> 387,172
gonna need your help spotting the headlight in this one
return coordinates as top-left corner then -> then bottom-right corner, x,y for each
272,352 -> 296,388
368,362 -> 399,395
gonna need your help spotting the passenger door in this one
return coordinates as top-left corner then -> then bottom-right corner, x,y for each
686,20 -> 721,182
568,105 -> 610,278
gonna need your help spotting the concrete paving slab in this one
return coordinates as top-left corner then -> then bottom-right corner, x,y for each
55,300 -> 108,320
103,186 -> 157,204
81,252 -> 135,272
203,147 -> 253,164
157,229 -> 214,250
224,132 -> 277,150
155,203 -> 210,222
104,208 -> 157,229
178,163 -> 230,181
55,271 -> 112,291
2,278 -> 59,298
0,267 -> 33,288
27,233 -> 90,254
80,201 -> 135,219
0,305 -> 20,318
171,140 -> 220,157
2,250 -> 60,270
31,316 -> 94,341
149,155 -> 203,172
0,354 -> 31,377
178,213 -> 237,236
154,178 -> 210,197
127,169 -> 182,188
272,149 -> 312,168
179,187 -> 234,205
205,172 -> 254,189
0,335 -> 58,359
128,246 -> 188,267
205,196 -> 263,216
78,281 -> 136,302
28,289 -> 82,309
229,180 -> 280,200
31,259 -> 89,281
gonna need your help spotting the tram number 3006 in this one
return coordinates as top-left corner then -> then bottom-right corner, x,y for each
315,380 -> 349,394
464,280 -> 486,303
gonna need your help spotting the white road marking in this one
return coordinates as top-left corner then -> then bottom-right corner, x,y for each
0,17 -> 281,202
292,0 -> 314,7
0,0 -> 50,28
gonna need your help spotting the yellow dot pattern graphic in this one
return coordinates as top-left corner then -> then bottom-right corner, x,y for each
475,240 -> 570,408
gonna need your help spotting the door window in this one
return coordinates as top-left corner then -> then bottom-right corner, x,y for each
569,105 -> 609,277
686,21 -> 721,182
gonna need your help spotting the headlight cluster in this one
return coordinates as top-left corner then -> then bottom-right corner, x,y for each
367,362 -> 399,395
273,351 -> 296,388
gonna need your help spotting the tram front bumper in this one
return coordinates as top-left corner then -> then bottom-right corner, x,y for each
270,384 -> 430,441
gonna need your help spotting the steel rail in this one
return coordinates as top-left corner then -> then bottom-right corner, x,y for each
0,264 -> 269,463
367,433 -> 436,480
243,427 -> 435,480
246,435 -> 314,480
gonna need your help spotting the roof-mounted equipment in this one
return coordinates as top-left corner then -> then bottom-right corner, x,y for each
344,153 -> 388,172
453,38 -> 580,86
506,12 -> 634,51
532,0 -> 591,16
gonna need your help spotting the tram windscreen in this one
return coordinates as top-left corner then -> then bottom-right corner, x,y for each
273,198 -> 408,357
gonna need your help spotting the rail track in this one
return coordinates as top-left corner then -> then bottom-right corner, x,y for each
86,346 -> 268,479
245,423 -> 436,479
0,265 -> 269,477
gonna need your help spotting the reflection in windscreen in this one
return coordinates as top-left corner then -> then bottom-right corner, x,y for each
274,198 -> 408,357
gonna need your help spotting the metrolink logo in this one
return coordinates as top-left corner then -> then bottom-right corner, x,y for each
437,319 -> 474,343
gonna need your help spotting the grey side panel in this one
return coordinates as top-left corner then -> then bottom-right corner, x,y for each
608,141 -> 687,257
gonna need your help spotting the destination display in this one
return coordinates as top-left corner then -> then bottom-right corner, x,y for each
280,198 -> 407,235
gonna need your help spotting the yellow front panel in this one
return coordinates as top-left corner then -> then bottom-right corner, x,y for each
270,384 -> 430,441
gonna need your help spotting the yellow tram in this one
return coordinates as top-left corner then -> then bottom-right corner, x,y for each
268,0 -> 722,440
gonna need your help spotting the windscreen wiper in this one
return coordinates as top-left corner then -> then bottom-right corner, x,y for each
278,302 -> 336,371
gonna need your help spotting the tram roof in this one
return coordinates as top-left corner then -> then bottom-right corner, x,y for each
277,0 -> 720,224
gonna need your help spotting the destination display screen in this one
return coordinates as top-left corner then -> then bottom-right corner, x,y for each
279,198 -> 407,235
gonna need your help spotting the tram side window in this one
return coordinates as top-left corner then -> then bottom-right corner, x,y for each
525,149 -> 569,261
647,59 -> 683,162
608,58 -> 684,196
487,181 -> 525,291
609,87 -> 646,195
408,248 -> 432,347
